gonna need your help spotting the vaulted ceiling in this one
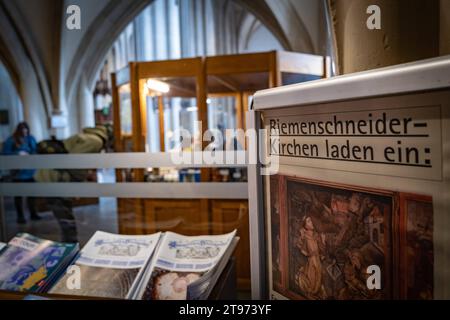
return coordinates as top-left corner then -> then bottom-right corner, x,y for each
0,0 -> 327,138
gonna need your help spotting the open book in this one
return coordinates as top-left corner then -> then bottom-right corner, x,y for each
49,230 -> 238,300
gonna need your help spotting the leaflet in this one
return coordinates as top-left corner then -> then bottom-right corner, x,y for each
136,230 -> 237,300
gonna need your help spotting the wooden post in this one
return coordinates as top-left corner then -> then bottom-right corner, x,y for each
111,72 -> 123,184
236,92 -> 243,130
139,79 -> 147,151
129,62 -> 145,234
268,51 -> 281,87
158,95 -> 165,152
130,63 -> 142,154
197,58 -> 211,236
197,58 -> 210,182
111,73 -> 121,152
112,72 -> 127,235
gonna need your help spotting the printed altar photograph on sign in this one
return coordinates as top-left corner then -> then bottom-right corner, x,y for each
267,175 -> 434,300
270,176 -> 282,291
399,195 -> 434,300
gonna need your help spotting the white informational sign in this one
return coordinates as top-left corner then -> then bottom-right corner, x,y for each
259,89 -> 449,300
266,105 -> 442,181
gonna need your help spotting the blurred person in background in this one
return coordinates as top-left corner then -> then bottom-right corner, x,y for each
35,125 -> 108,243
2,122 -> 41,224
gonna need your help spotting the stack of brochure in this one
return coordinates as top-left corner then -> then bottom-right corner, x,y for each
50,230 -> 238,300
49,231 -> 161,299
133,231 -> 238,300
0,233 -> 79,293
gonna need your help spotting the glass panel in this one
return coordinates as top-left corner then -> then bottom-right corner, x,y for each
145,95 -> 161,153
164,97 -> 198,152
3,196 -> 118,245
143,77 -> 200,154
2,193 -> 251,298
0,82 -> 252,300
281,72 -> 321,86
119,84 -> 132,136
142,77 -> 201,183
207,96 -> 247,182
208,96 -> 236,132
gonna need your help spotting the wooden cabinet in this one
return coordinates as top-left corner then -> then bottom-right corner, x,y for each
110,51 -> 328,292
211,200 -> 250,290
143,199 -> 209,236
117,198 -> 143,235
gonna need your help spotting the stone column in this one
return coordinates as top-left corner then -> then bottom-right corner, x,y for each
440,0 -> 450,55
329,0 -> 440,74
78,75 -> 95,130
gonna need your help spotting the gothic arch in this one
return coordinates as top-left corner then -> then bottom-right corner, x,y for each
65,0 -> 318,133
237,13 -> 284,53
65,0 -> 154,106
67,0 -> 316,102
265,0 -> 316,53
0,1 -> 51,139
0,1 -> 53,116
0,35 -> 20,95
233,0 -> 292,51
239,15 -> 262,52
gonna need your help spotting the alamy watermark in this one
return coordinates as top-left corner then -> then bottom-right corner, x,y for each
65,265 -> 81,290
66,5 -> 81,30
366,265 -> 381,290
366,5 -> 381,30
168,121 -> 279,175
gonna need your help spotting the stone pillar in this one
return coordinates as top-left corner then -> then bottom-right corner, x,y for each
78,75 -> 95,130
21,69 -> 49,141
330,0 -> 440,74
440,0 -> 450,55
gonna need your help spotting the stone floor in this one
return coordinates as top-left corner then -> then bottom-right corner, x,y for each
2,169 -> 118,246
3,197 -> 118,247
